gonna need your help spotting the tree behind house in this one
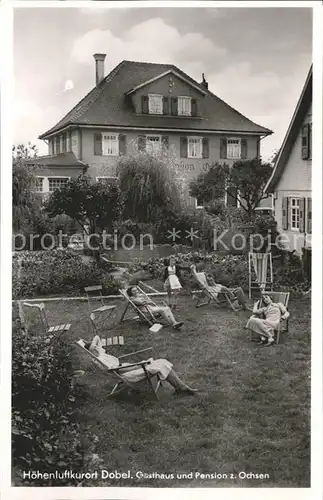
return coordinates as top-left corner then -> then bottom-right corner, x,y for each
44,175 -> 123,235
189,158 -> 273,219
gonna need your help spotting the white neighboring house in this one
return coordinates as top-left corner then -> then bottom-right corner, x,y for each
264,65 -> 312,257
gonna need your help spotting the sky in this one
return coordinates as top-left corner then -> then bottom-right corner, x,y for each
13,6 -> 312,161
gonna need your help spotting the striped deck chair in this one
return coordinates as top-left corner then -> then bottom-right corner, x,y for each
23,302 -> 71,335
249,291 -> 290,344
76,339 -> 162,400
192,271 -> 242,311
248,252 -> 273,299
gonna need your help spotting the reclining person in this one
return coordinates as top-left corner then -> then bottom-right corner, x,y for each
85,335 -> 197,394
245,293 -> 290,346
190,264 -> 251,310
127,286 -> 184,330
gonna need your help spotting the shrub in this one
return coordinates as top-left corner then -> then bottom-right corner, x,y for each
12,319 -> 103,485
13,249 -> 118,299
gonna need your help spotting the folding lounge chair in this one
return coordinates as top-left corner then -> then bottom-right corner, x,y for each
23,302 -> 71,335
249,291 -> 290,344
192,271 -> 242,312
76,339 -> 162,400
119,286 -> 166,327
248,252 -> 273,299
84,285 -> 117,332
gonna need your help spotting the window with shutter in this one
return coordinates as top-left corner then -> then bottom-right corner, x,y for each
148,94 -> 163,114
178,96 -> 191,116
62,134 -> 67,153
180,137 -> 188,158
162,136 -> 169,150
94,134 -> 102,155
141,95 -> 149,114
35,177 -> 44,193
282,197 -> 289,230
102,134 -> 119,156
241,138 -> 248,159
146,135 -> 162,155
163,97 -> 169,115
55,136 -> 60,155
220,138 -> 227,159
191,98 -> 198,117
171,97 -> 178,116
299,198 -> 305,232
307,198 -> 312,234
138,135 -> 146,151
227,138 -> 241,159
119,134 -> 126,155
188,137 -> 202,158
290,197 -> 300,230
301,124 -> 309,159
202,138 -> 209,159
308,123 -> 312,160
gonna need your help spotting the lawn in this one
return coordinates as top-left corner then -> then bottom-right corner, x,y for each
22,291 -> 311,488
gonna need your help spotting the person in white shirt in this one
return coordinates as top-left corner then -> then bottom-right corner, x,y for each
85,335 -> 197,394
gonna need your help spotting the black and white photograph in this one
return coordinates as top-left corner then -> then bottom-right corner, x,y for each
1,0 -> 322,498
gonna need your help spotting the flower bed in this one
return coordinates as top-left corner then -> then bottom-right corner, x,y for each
127,250 -> 310,295
127,251 -> 250,291
13,249 -> 118,299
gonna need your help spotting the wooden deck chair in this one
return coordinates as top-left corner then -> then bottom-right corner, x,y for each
84,285 -> 117,331
119,286 -> 166,327
248,252 -> 273,299
76,339 -> 162,400
23,302 -> 71,335
192,271 -> 242,311
249,291 -> 290,344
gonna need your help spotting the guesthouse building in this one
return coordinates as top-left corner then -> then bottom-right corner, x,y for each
33,55 -> 272,207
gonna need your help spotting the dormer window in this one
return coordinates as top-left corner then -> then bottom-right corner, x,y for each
178,96 -> 192,116
148,94 -> 163,114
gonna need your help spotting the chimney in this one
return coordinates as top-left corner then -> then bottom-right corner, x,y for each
93,53 -> 106,85
201,73 -> 208,90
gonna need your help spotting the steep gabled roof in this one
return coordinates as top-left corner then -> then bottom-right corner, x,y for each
39,60 -> 272,139
265,65 -> 312,193
125,69 -> 208,96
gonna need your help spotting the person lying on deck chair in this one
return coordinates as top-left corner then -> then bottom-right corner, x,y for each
190,264 -> 251,311
127,286 -> 184,330
245,293 -> 290,346
85,335 -> 197,394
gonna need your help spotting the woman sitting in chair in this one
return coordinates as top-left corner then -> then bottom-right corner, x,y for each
127,286 -> 184,330
246,293 -> 290,346
85,335 -> 197,395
